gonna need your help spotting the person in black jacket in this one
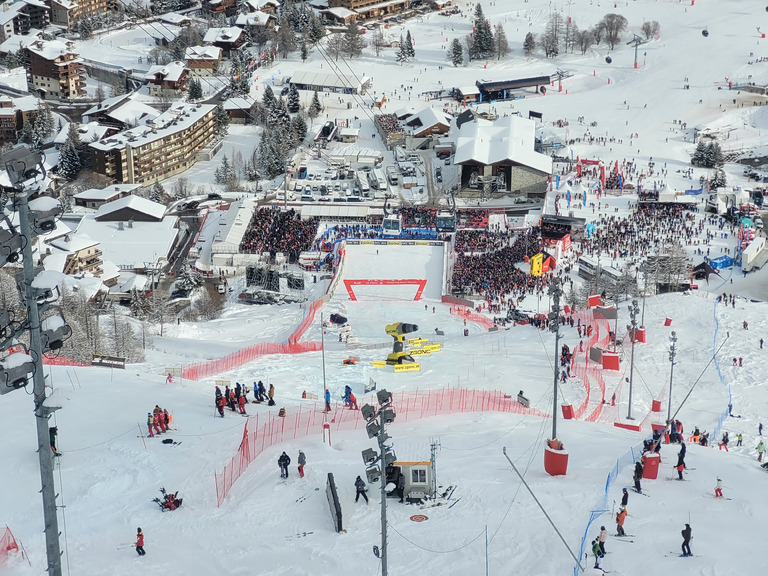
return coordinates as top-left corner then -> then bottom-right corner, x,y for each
633,460 -> 643,493
621,487 -> 629,507
677,443 -> 687,469
681,523 -> 692,556
278,452 -> 291,478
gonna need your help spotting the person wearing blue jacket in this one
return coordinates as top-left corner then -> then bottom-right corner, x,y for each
325,389 -> 331,412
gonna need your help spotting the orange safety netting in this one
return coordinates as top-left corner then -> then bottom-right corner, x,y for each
183,298 -> 324,381
214,388 -> 549,507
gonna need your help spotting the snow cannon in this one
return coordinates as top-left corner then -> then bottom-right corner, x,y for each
385,322 -> 419,365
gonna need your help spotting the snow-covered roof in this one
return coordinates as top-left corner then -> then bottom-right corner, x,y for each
245,0 -> 281,10
145,61 -> 188,83
0,28 -> 42,54
404,107 -> 451,132
223,97 -> 256,111
76,215 -> 178,270
159,13 -> 191,25
148,25 -> 181,43
94,195 -> 167,221
109,271 -> 148,294
0,3 -> 24,26
290,69 -> 368,91
53,121 -> 110,146
185,45 -> 222,61
89,103 -> 215,152
82,93 -> 160,127
339,127 -> 360,137
322,7 -> 356,19
50,233 -> 99,253
73,184 -> 141,202
203,27 -> 243,45
26,39 -> 79,61
454,116 -> 553,174
0,95 -> 40,114
211,200 -> 255,255
457,85 -> 481,96
235,11 -> 273,27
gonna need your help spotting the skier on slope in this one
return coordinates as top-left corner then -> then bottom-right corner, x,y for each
621,487 -> 629,508
616,506 -> 627,537
681,523 -> 692,556
591,539 -> 604,569
714,477 -> 724,498
278,451 -> 291,479
135,528 -> 145,556
355,476 -> 369,504
597,526 -> 608,555
298,450 -> 306,478
757,439 -> 766,462
633,460 -> 643,494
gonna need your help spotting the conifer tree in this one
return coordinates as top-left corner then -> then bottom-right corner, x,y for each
450,38 -> 464,67
405,31 -> 415,58
214,103 -> 229,137
494,23 -> 510,59
342,21 -> 364,58
287,83 -> 300,113
262,84 -> 277,110
291,114 -> 308,143
523,32 -> 536,56
308,90 -> 322,119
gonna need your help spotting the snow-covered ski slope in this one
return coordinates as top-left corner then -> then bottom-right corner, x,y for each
335,241 -> 445,301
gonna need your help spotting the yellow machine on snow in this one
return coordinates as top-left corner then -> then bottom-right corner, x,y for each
385,322 -> 419,365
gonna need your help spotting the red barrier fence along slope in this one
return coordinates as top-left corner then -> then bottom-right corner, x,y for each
0,525 -> 19,565
214,388 -> 549,507
183,298 -> 324,381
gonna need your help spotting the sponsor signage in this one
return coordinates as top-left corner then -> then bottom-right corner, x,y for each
92,354 -> 126,369
372,360 -> 387,368
423,344 -> 442,352
407,337 -> 430,346
394,363 -> 421,372
409,348 -> 432,356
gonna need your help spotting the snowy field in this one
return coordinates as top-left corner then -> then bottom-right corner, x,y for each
5,1 -> 768,575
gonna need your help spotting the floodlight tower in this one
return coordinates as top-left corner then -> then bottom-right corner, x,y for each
361,390 -> 397,576
3,145 -> 69,576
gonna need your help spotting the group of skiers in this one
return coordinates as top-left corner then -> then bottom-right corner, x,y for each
214,381 -> 276,417
146,406 -> 171,437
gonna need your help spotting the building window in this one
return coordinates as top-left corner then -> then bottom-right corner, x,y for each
411,469 -> 426,484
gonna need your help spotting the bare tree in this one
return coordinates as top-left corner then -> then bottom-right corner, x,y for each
577,28 -> 595,55
600,14 -> 628,49
326,34 -> 344,61
641,20 -> 660,40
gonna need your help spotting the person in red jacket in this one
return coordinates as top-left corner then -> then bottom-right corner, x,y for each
147,413 -> 155,438
152,412 -> 162,435
135,528 -> 145,556
238,394 -> 247,414
162,409 -> 170,431
348,392 -> 358,410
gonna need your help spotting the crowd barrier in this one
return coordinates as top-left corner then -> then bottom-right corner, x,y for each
447,304 -> 496,331
214,388 -> 549,507
42,354 -> 90,367
0,525 -> 19,565
182,298 -> 324,381
573,440 -> 645,576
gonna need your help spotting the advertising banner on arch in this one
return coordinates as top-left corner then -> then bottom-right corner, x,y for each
530,253 -> 544,276
562,233 -> 572,253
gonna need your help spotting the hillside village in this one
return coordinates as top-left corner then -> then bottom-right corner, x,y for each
4,2 -> 768,576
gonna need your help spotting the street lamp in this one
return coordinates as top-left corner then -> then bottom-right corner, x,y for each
360,389 -> 396,576
667,331 -> 678,425
626,299 -> 640,420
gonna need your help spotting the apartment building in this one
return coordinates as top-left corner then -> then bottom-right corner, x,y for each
0,94 -> 38,144
26,39 -> 85,99
90,103 -> 217,184
0,0 -> 51,42
327,0 -> 411,19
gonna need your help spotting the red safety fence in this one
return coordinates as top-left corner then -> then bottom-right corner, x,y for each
214,388 -> 549,507
183,298 -> 324,381
448,304 -> 496,331
0,525 -> 19,565
42,354 -> 91,367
